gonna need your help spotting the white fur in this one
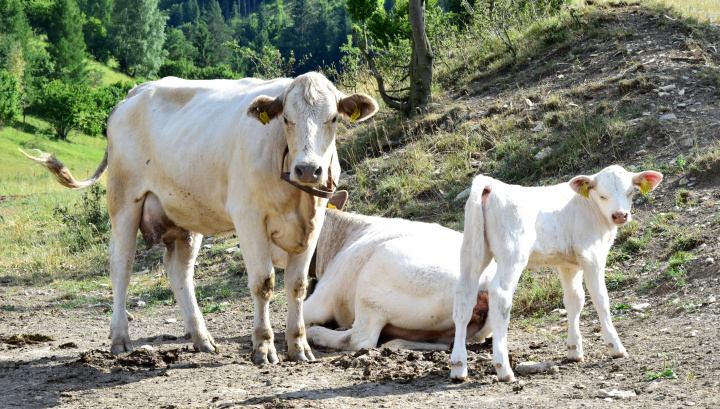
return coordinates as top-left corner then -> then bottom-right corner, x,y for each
273,210 -> 496,351
450,165 -> 662,382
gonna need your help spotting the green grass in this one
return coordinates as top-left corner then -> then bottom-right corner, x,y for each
86,58 -> 137,86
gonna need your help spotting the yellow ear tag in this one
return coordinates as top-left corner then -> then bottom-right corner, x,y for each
640,178 -> 652,195
259,111 -> 270,125
578,182 -> 590,198
327,203 -> 337,210
350,108 -> 361,123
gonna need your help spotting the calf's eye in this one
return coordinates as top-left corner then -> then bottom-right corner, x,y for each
283,117 -> 289,125
600,195 -> 607,200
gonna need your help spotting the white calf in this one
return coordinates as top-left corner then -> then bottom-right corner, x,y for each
273,209 -> 496,351
450,165 -> 662,382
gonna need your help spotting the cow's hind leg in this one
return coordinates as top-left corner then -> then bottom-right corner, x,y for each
306,310 -> 385,351
108,205 -> 142,355
165,232 -> 217,352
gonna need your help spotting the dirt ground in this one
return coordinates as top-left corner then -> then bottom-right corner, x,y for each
2,3 -> 720,408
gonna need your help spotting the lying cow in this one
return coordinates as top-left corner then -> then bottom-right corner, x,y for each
451,165 -> 662,382
272,208 -> 496,351
21,73 -> 378,365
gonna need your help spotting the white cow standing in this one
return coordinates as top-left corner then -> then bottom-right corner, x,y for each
451,166 -> 662,382
22,73 -> 378,365
272,209 -> 496,351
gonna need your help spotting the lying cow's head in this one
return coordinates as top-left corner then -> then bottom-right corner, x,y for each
247,72 -> 378,186
569,165 -> 663,227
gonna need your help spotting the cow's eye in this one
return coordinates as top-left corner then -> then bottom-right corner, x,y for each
283,117 -> 289,125
332,115 -> 338,123
600,195 -> 607,200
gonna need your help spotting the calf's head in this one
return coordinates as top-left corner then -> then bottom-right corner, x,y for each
247,72 -> 378,186
569,165 -> 663,227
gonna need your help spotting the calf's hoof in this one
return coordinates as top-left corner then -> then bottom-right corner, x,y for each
251,349 -> 279,366
567,346 -> 584,362
607,343 -> 628,359
499,374 -> 517,383
449,361 -> 468,382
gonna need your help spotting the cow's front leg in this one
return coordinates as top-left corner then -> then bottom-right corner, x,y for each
234,214 -> 278,365
581,255 -> 628,359
166,232 -> 217,353
285,252 -> 315,362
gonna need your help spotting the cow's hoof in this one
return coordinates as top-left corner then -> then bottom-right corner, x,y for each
251,350 -> 279,366
450,376 -> 467,383
287,350 -> 315,362
111,342 -> 133,356
192,332 -> 218,353
499,374 -> 517,383
611,351 -> 629,359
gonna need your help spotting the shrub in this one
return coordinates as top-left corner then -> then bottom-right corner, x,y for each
0,69 -> 22,126
53,184 -> 110,253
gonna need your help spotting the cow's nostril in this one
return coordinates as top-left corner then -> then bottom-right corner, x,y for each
313,167 -> 322,178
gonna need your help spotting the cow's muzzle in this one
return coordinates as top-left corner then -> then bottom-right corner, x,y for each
294,163 -> 323,185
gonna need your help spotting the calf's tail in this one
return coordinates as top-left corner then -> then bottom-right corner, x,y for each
19,147 -> 108,190
460,178 -> 490,281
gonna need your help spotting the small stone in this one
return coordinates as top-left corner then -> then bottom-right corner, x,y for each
575,383 -> 586,389
659,113 -> 678,122
551,308 -> 567,316
476,353 -> 492,361
454,188 -> 471,202
225,247 -> 239,253
514,361 -> 559,375
642,111 -> 651,116
138,345 -> 154,351
678,88 -> 686,96
531,123 -> 544,132
98,283 -> 110,288
203,244 -> 212,249
535,148 -> 552,160
678,177 -> 690,186
165,318 -> 177,324
705,257 -> 714,265
598,389 -> 637,399
685,402 -> 696,406
687,331 -> 697,338
658,92 -> 669,97
631,303 -> 650,311
162,334 -> 178,341
704,295 -> 716,304
658,84 -> 676,91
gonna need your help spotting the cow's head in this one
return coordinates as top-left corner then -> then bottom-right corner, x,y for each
247,72 -> 378,186
569,165 -> 663,227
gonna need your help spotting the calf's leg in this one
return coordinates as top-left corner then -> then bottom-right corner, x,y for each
165,232 -> 217,352
581,257 -> 628,358
558,267 -> 584,362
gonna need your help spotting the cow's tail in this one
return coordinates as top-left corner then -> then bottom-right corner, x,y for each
19,147 -> 108,190
460,176 -> 490,283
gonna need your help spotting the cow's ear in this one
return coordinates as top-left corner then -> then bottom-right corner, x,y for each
247,95 -> 284,125
337,93 -> 379,123
632,171 -> 663,194
569,175 -> 594,198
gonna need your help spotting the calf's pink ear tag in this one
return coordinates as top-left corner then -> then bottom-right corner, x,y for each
640,178 -> 652,195
259,111 -> 270,125
579,182 -> 590,198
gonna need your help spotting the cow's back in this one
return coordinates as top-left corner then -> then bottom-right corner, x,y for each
105,76 -> 293,235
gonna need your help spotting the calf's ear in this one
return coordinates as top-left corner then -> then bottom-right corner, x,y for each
247,95 -> 284,125
569,175 -> 594,198
337,93 -> 379,123
632,171 -> 663,194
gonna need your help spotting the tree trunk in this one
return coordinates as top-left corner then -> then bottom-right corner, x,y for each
408,0 -> 433,116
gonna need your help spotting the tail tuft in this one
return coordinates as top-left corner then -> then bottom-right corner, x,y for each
19,148 -> 108,190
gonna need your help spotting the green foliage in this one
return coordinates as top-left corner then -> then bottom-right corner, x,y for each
52,184 -> 111,253
111,0 -> 168,77
47,0 -> 88,83
32,80 -> 130,139
0,69 -> 22,125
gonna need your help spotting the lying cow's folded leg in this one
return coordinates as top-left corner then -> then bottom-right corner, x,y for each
108,203 -> 143,356
559,267 -> 585,362
166,232 -> 217,353
306,312 -> 384,351
236,216 -> 279,365
284,252 -> 315,362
